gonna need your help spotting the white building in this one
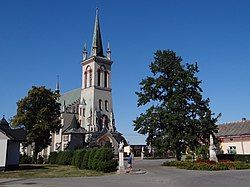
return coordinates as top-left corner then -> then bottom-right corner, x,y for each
33,8 -> 126,158
0,116 -> 26,170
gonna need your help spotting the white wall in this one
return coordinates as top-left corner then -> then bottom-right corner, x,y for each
0,140 -> 8,168
220,141 -> 250,154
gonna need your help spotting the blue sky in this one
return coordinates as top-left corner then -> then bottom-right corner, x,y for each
1,1 -> 250,144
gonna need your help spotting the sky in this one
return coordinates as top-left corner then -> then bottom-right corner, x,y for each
1,0 -> 250,144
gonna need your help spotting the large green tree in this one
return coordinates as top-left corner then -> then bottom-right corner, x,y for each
12,86 -> 61,162
134,50 -> 220,160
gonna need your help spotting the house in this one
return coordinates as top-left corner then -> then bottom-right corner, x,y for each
0,115 -> 26,170
216,118 -> 250,155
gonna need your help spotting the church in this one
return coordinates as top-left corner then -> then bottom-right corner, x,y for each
23,8 -> 126,158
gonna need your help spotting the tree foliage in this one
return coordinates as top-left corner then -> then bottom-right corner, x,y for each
12,86 -> 61,162
134,50 -> 221,160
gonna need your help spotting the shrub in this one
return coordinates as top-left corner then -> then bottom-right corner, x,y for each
217,154 -> 235,162
97,159 -> 118,173
99,148 -> 114,161
92,149 -> 102,170
88,148 -> 98,170
56,151 -> 73,165
185,154 -> 193,161
234,155 -> 250,163
19,154 -> 33,164
71,149 -> 86,168
81,149 -> 91,169
37,155 -> 44,164
163,160 -> 250,170
48,152 -> 58,164
234,161 -> 250,170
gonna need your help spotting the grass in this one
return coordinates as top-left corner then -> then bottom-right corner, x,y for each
0,164 -> 105,178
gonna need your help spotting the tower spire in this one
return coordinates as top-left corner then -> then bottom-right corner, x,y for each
82,42 -> 88,60
106,42 -> 111,60
91,8 -> 104,57
55,75 -> 60,94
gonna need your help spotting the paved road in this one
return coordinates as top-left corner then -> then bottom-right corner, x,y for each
1,159 -> 250,187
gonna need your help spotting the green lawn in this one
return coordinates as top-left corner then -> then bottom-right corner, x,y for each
0,164 -> 105,178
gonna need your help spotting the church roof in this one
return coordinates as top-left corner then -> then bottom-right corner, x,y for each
0,116 -> 26,142
62,113 -> 86,134
61,113 -> 79,132
59,88 -> 81,107
216,119 -> 250,137
91,8 -> 104,57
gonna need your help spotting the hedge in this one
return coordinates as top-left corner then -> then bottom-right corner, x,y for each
71,149 -> 86,168
163,160 -> 250,170
48,152 -> 58,164
56,151 -> 74,165
47,148 -> 118,173
217,154 -> 250,163
19,154 -> 33,164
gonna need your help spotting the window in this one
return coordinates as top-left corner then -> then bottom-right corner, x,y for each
80,108 -> 82,116
104,71 -> 108,88
89,69 -> 92,87
63,135 -> 69,142
228,146 -> 236,154
99,99 -> 103,110
105,100 -> 109,111
97,69 -> 101,86
85,66 -> 92,88
84,72 -> 87,88
83,109 -> 85,117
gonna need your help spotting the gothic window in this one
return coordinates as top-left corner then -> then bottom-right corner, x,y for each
85,66 -> 92,88
97,69 -> 101,86
104,71 -> 108,88
97,65 -> 106,87
89,69 -> 92,87
84,72 -> 87,88
83,109 -> 85,117
105,100 -> 109,111
99,99 -> 103,111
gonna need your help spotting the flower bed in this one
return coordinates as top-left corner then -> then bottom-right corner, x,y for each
162,160 -> 250,170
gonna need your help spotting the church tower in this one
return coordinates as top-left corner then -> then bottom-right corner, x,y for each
79,8 -> 115,135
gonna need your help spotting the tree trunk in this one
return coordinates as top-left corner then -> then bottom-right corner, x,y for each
33,143 -> 39,164
176,149 -> 182,161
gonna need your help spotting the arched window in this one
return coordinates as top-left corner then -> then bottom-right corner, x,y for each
97,65 -> 106,87
85,66 -> 92,88
89,69 -> 92,87
104,71 -> 109,88
97,69 -> 101,86
99,99 -> 103,111
105,100 -> 109,111
84,71 -> 87,88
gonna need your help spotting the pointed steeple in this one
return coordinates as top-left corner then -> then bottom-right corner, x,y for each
55,75 -> 60,94
106,42 -> 111,60
91,8 -> 104,57
82,42 -> 88,60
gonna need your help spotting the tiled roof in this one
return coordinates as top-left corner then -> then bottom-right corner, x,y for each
59,88 -> 81,107
216,120 -> 250,137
